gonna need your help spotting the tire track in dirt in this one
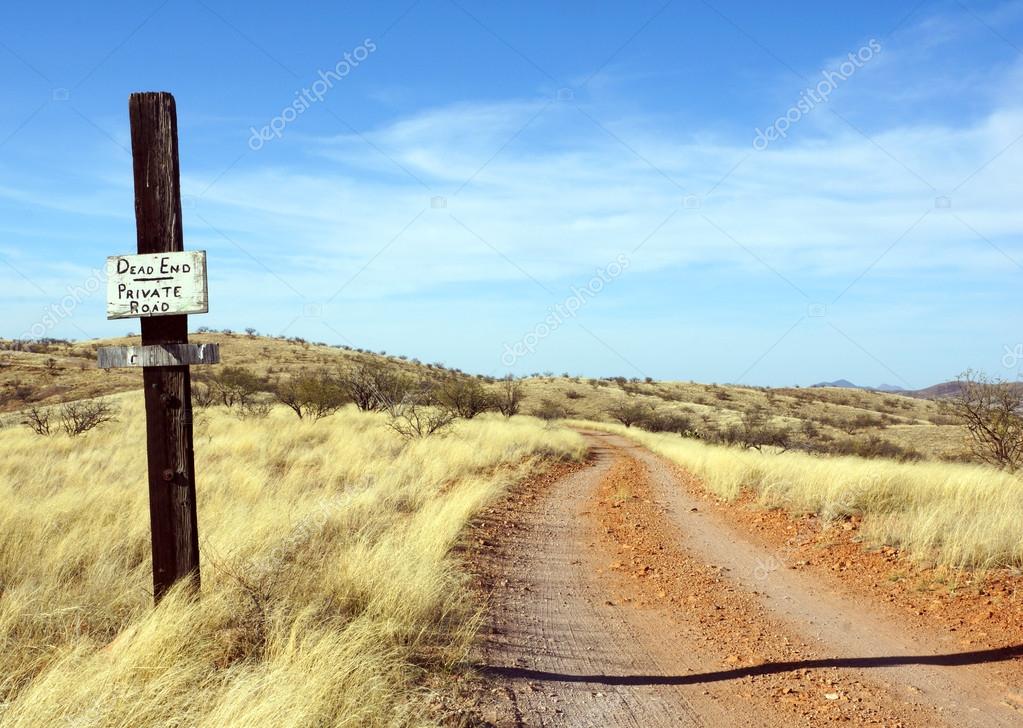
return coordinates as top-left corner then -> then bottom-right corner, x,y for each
470,440 -> 785,726
469,432 -> 1023,727
618,432 -> 1022,725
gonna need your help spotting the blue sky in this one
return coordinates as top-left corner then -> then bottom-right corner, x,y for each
3,0 -> 1023,387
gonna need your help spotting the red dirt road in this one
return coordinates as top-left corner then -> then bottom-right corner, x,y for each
468,432 -> 1023,727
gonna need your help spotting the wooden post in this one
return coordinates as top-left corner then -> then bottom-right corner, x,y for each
128,92 -> 200,602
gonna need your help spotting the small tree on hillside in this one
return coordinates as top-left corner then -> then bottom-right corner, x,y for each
341,361 -> 410,412
716,405 -> 792,452
274,369 -> 348,420
205,366 -> 265,408
381,379 -> 456,439
532,398 -> 569,423
495,374 -> 526,417
641,410 -> 694,436
436,376 -> 495,419
607,399 -> 649,428
940,370 -> 1023,470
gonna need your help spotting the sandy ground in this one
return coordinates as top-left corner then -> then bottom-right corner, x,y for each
464,431 -> 1023,727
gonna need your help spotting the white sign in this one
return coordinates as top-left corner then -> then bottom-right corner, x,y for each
106,251 -> 208,320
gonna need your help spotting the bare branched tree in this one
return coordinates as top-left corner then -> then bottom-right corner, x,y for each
940,370 -> 1023,470
436,376 -> 495,419
531,398 -> 569,423
274,369 -> 348,420
23,406 -> 52,436
59,400 -> 117,436
204,366 -> 265,408
192,381 -> 215,408
606,399 -> 649,428
380,381 -> 456,439
341,361 -> 410,411
495,374 -> 525,417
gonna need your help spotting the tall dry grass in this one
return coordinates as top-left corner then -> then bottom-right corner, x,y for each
577,421 -> 1023,570
0,396 -> 585,726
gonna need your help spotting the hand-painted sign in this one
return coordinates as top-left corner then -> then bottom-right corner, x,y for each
106,250 -> 208,319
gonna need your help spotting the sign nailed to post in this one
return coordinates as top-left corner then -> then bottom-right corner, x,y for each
97,343 -> 220,369
106,250 -> 208,319
94,91 -> 214,604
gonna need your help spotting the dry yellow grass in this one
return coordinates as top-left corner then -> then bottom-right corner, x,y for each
577,421 -> 1023,570
0,397 -> 585,726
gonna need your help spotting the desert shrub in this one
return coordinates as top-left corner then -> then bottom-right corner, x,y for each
58,400 -> 117,436
341,361 -> 411,412
606,400 -> 650,428
192,381 -> 215,408
494,375 -> 525,417
381,381 -> 456,439
237,399 -> 275,419
800,419 -> 822,440
564,389 -> 584,400
704,406 -> 792,452
22,406 -> 52,436
840,413 -> 885,434
640,411 -> 694,435
532,398 -> 569,422
619,382 -> 644,395
435,377 -> 495,419
205,367 -> 265,408
274,369 -> 348,420
2,381 -> 37,406
828,435 -> 921,462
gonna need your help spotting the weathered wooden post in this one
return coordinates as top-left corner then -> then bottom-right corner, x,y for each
98,92 -> 218,603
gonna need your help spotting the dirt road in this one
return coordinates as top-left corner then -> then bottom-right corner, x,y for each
469,431 -> 1023,727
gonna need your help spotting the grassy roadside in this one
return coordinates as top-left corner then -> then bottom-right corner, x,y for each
573,420 -> 1023,570
0,399 -> 585,726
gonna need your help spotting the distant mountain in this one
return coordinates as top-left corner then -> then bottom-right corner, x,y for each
811,379 -> 859,389
812,380 -> 907,393
909,381 -> 963,399
874,383 -> 906,392
909,380 -> 1023,400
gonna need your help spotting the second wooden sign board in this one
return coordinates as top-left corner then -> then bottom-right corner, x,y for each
106,250 -> 208,319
